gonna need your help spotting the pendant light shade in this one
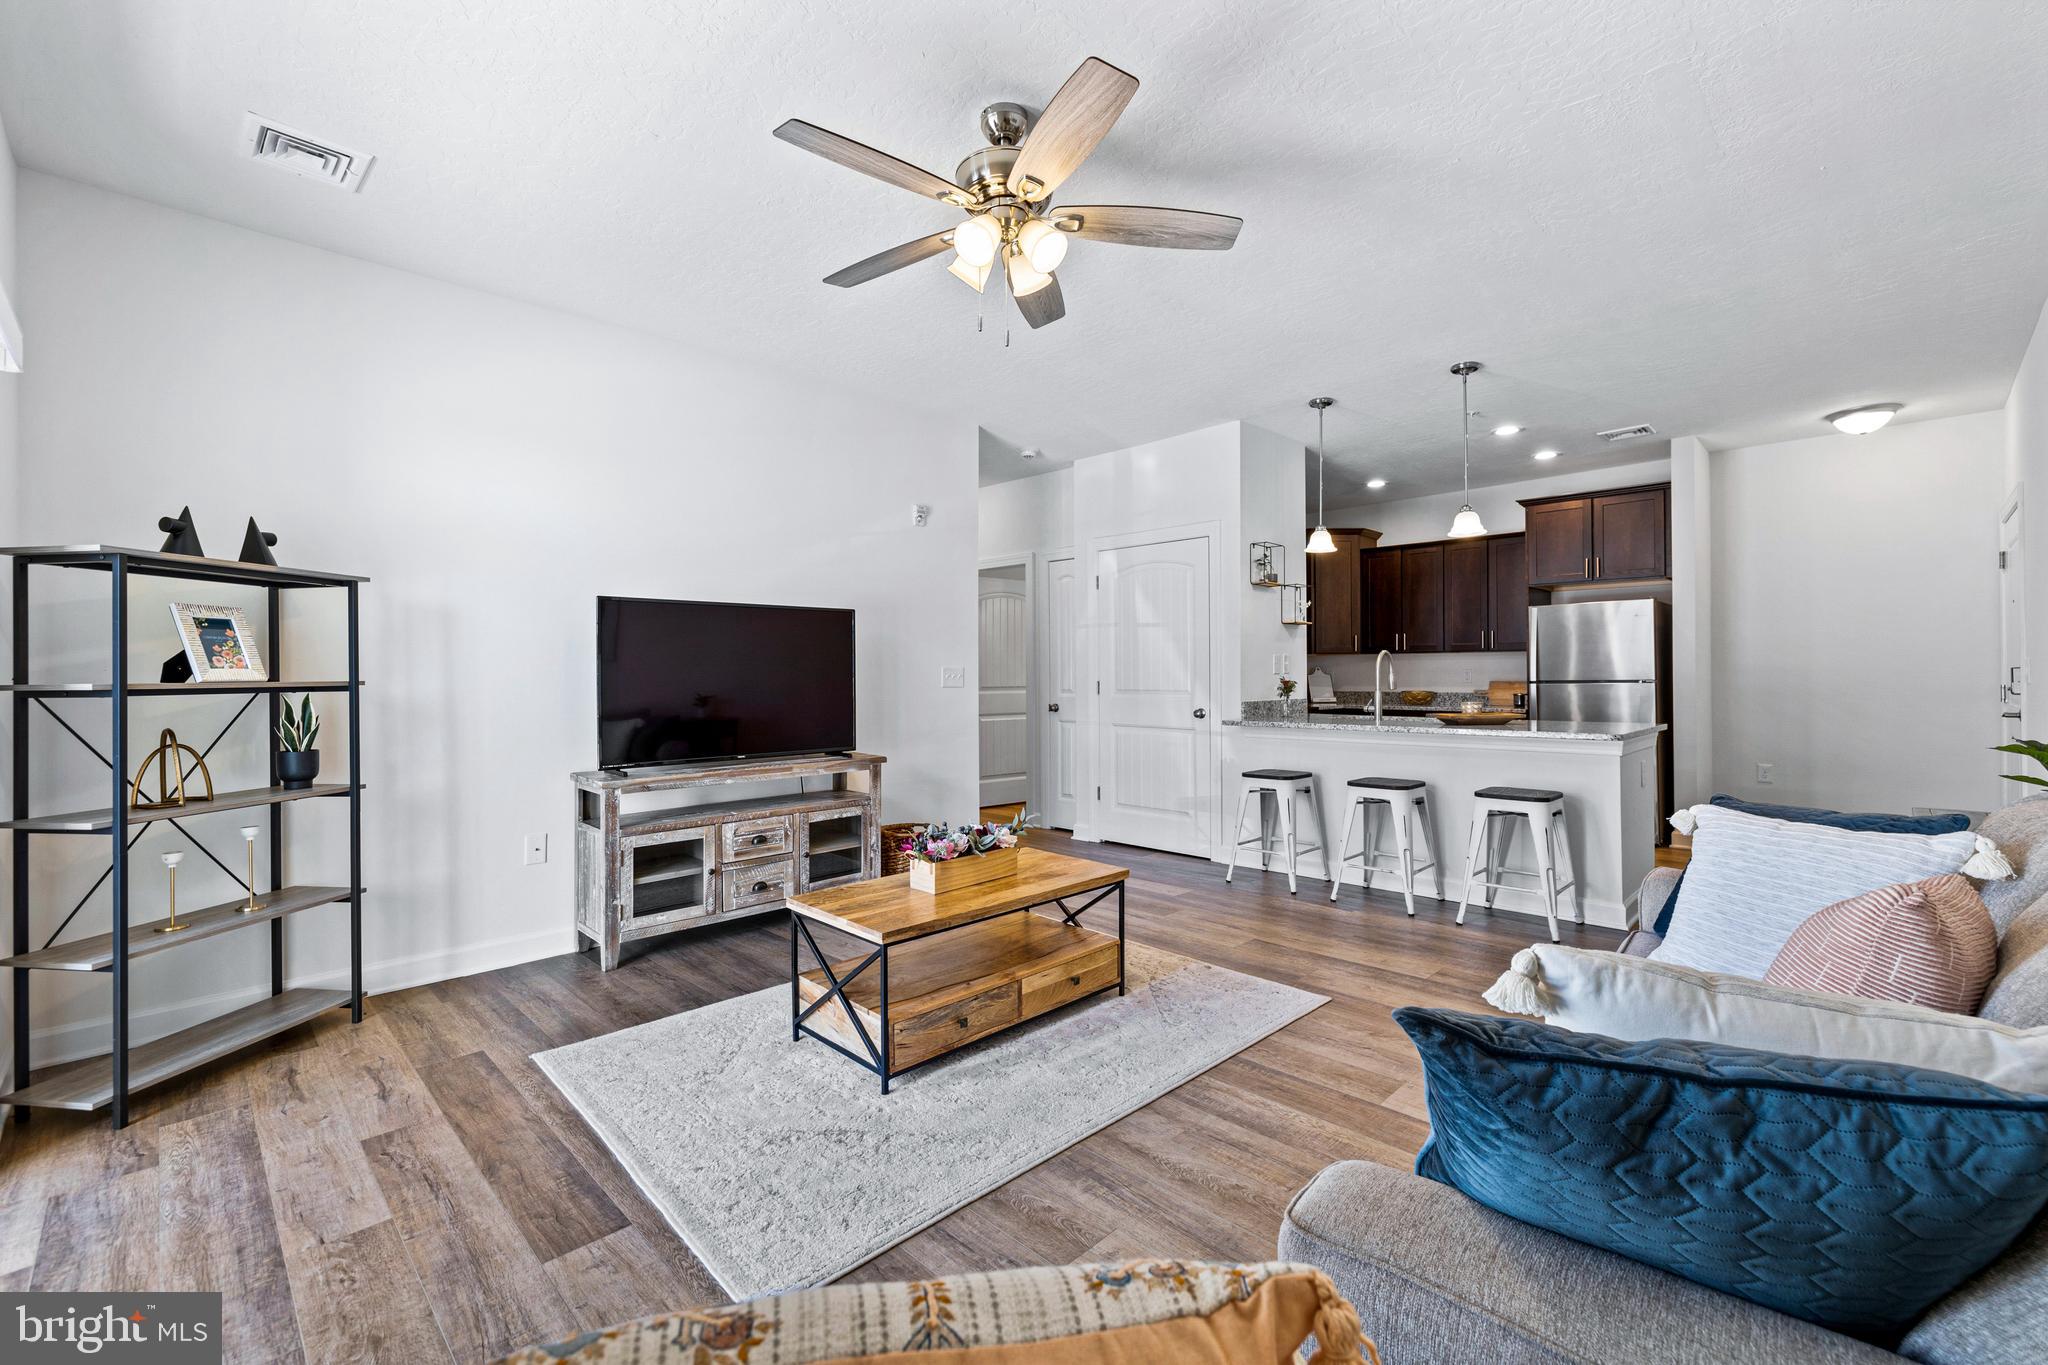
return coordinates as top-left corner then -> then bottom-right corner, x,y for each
1306,397 -> 1336,554
1446,362 -> 1488,539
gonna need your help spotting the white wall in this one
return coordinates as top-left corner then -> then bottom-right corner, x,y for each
977,465 -> 1072,561
1668,436 -> 1713,807
0,108 -> 18,1098
1238,423 -> 1308,703
1711,411 -> 2004,813
2009,294 -> 2048,748
12,172 -> 978,1063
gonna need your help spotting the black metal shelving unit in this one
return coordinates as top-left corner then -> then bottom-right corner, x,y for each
3,544 -> 366,1128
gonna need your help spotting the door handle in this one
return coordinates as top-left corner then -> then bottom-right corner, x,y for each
1583,557 -> 1590,579
1047,702 -> 1061,712
1595,556 -> 1601,578
1193,708 -> 1208,719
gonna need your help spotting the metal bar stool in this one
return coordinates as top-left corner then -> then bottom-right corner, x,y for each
1224,769 -> 1328,895
1456,786 -> 1582,942
1330,778 -> 1441,916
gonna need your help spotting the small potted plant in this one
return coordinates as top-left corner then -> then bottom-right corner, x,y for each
903,812 -> 1030,894
276,693 -> 322,789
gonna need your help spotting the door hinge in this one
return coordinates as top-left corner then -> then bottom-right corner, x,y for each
1095,574 -> 1101,588
1096,785 -> 1101,799
2001,550 -> 2009,569
1095,680 -> 1100,693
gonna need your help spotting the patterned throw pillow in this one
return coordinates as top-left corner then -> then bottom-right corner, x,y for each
1765,875 -> 1998,1013
1397,1007 -> 2048,1343
489,1260 -> 1375,1365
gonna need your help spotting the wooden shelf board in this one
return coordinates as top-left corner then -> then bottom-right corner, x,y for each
3,783 -> 357,833
807,833 -> 862,854
788,848 -> 1127,944
3,680 -> 358,696
618,789 -> 867,837
2,988 -> 350,1111
801,913 -> 1115,1021
1,885 -> 354,971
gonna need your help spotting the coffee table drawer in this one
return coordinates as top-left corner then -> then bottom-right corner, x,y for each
1020,942 -> 1121,1018
891,981 -> 1020,1070
722,859 -> 795,913
723,816 -> 793,861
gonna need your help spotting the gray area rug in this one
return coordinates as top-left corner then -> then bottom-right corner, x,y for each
534,942 -> 1326,1299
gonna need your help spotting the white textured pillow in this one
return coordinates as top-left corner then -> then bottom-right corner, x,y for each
1485,943 -> 2048,1094
1648,804 -> 2006,978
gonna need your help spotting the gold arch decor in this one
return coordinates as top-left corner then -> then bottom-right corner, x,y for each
129,728 -> 215,812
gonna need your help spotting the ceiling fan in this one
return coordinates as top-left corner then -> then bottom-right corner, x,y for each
772,57 -> 1243,329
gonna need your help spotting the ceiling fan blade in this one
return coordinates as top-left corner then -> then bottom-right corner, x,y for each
824,230 -> 956,287
1053,205 -> 1243,250
773,119 -> 967,205
1015,274 -> 1066,329
1008,57 -> 1138,203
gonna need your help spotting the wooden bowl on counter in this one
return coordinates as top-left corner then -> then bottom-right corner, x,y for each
1430,710 -> 1522,727
1397,690 -> 1436,705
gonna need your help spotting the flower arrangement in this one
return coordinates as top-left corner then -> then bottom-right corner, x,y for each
1277,677 -> 1297,700
902,812 -> 1030,863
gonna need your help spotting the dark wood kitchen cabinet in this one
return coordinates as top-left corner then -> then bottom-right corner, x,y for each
1306,528 -> 1377,654
1443,538 -> 1491,650
1489,533 -> 1529,651
1520,483 -> 1669,585
1398,545 -> 1444,652
1361,546 -> 1402,653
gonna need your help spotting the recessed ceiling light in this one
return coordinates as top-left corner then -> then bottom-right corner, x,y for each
1824,403 -> 1902,435
1492,424 -> 1521,437
1366,477 -> 1387,490
1532,449 -> 1559,461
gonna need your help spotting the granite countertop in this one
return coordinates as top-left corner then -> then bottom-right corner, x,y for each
1224,715 -> 1666,743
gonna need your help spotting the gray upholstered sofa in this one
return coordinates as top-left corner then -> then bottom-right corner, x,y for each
1280,799 -> 2048,1364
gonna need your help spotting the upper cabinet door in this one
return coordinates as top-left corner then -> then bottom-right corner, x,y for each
1489,534 -> 1529,652
1524,498 -> 1592,585
1307,530 -> 1363,654
1399,544 -> 1444,652
1591,488 -> 1669,580
1442,539 -> 1490,652
1361,547 -> 1403,653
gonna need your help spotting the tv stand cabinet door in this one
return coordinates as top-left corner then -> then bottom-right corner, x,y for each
800,803 -> 875,891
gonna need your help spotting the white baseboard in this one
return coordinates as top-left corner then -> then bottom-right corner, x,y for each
23,925 -> 579,1068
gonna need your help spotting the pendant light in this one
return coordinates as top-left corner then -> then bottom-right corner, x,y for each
1306,397 -> 1337,554
1446,362 -> 1488,538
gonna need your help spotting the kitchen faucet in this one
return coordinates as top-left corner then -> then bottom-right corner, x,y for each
1370,649 -> 1393,727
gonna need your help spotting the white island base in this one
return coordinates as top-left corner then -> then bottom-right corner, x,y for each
1219,719 -> 1666,931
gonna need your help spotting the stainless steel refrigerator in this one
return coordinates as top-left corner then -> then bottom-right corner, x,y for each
1529,599 -> 1673,835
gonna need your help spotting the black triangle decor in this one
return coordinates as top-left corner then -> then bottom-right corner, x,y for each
239,517 -> 279,566
157,507 -> 204,557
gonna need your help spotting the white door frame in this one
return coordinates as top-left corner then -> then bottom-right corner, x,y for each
2000,487 -> 2026,801
1037,547 -> 1079,830
978,553 -> 1037,813
1081,520 -> 1223,850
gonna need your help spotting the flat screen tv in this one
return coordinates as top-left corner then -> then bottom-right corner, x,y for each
597,596 -> 855,768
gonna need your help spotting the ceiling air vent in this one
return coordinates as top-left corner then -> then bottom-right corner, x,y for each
1595,423 -> 1656,442
242,114 -> 372,192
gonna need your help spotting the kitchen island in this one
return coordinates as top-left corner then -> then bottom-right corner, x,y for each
1221,715 -> 1666,930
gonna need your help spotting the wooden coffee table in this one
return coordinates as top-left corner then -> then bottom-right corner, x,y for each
786,847 -> 1129,1093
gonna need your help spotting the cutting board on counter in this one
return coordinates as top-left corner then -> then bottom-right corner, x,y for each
1486,679 -> 1524,710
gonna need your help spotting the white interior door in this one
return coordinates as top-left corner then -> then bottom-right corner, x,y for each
1040,555 -> 1080,829
978,570 -> 1029,807
2001,495 -> 2027,800
1095,536 -> 1212,856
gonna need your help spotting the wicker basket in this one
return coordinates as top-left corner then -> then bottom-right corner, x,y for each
880,822 -> 926,878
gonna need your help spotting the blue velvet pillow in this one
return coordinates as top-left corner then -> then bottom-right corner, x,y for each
1397,1007 -> 2048,1343
1649,796 -> 1972,935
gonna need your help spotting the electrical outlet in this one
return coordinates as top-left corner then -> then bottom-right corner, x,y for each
940,666 -> 966,688
523,832 -> 548,865
1755,762 -> 1775,785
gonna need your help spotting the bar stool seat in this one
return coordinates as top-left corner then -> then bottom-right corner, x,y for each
1458,787 -> 1580,942
1331,777 -> 1440,916
1224,769 -> 1328,895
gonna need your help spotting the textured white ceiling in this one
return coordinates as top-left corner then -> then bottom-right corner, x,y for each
3,1 -> 2045,501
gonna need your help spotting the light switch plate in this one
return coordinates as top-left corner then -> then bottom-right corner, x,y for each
523,832 -> 548,865
1755,762 -> 1774,785
911,504 -> 931,527
941,666 -> 966,688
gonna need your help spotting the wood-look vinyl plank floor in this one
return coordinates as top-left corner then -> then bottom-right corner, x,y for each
1,830 -> 1614,1360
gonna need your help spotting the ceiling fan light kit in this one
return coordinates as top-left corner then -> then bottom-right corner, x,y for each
773,57 -> 1242,329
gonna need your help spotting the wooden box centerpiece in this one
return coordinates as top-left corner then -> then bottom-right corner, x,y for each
902,814 -> 1027,895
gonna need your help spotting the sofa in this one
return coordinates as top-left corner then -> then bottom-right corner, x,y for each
1280,799 -> 2048,1364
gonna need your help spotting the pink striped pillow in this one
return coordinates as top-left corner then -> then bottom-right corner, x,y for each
1764,874 -> 1997,1014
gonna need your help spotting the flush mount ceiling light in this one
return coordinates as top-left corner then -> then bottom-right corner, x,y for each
1020,447 -> 1044,460
1825,403 -> 1903,435
1306,398 -> 1338,554
1532,448 -> 1559,461
1491,424 -> 1521,437
1367,477 -> 1387,490
1447,363 -> 1488,538
773,58 -> 1243,331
